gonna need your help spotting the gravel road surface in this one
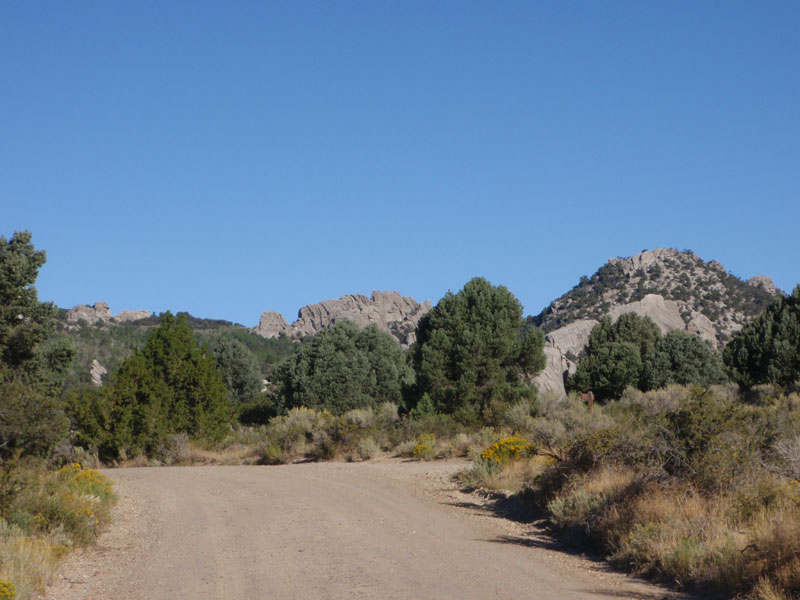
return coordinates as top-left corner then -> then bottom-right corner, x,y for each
42,459 -> 684,599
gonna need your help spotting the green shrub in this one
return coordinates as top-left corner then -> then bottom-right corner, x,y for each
662,388 -> 736,480
357,438 -> 380,460
568,428 -> 624,469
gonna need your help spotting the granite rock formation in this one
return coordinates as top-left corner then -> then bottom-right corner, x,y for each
90,359 -> 107,386
254,291 -> 432,347
535,291 -> 744,395
535,248 -> 780,345
66,302 -> 112,324
115,309 -> 152,322
66,302 -> 151,324
748,275 -> 779,295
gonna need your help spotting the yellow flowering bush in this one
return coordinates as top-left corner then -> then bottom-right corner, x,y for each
58,463 -> 114,501
480,437 -> 532,466
789,479 -> 800,505
0,581 -> 15,600
413,434 -> 436,460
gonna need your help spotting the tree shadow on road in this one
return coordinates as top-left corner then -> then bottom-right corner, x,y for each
446,491 -> 715,600
446,488 -> 541,523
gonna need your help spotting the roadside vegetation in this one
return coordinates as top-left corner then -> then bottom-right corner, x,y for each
457,285 -> 800,599
3,229 -> 799,599
0,232 -> 116,599
0,458 -> 115,599
457,384 -> 800,599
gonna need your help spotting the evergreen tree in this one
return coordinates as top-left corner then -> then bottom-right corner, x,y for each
568,313 -> 726,400
642,330 -> 727,390
210,337 -> 263,407
568,340 -> 642,401
0,231 -> 73,459
409,277 -> 545,423
567,314 -> 658,400
107,312 -> 231,457
271,321 -> 411,415
724,285 -> 800,388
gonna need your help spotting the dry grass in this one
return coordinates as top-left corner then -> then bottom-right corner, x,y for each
0,462 -> 116,599
458,454 -> 554,493
0,520 -> 63,599
453,385 -> 800,599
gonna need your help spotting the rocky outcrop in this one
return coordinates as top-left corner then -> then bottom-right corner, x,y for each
545,319 -> 597,357
115,309 -> 152,323
254,312 -> 291,338
253,291 -> 432,347
607,294 -> 686,333
748,275 -> 779,295
686,313 -> 717,346
533,347 -> 576,394
618,248 -> 677,272
90,359 -> 107,386
67,302 -> 112,324
67,303 -> 151,324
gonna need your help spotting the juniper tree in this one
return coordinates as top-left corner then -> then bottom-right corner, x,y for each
724,285 -> 800,388
409,277 -> 545,424
0,231 -> 73,458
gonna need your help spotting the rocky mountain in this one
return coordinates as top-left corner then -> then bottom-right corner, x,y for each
531,249 -> 781,395
534,248 -> 778,344
254,291 -> 432,347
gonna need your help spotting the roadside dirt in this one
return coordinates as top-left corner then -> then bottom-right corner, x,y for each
41,458 -> 686,599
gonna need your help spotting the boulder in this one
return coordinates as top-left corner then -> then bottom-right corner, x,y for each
255,311 -> 291,338
533,347 -> 575,395
687,312 -> 717,347
115,309 -> 152,323
66,302 -> 113,324
545,319 -> 597,357
90,359 -> 107,386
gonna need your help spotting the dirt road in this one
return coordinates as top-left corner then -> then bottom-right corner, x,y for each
43,459 -> 682,599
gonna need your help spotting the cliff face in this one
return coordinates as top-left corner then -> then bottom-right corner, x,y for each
254,291 -> 432,347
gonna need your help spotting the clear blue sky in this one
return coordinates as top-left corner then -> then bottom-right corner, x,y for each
3,2 -> 798,326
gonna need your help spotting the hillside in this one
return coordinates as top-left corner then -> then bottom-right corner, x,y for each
53,305 -> 297,388
55,290 -> 432,387
533,248 -> 779,345
57,255 -> 781,393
